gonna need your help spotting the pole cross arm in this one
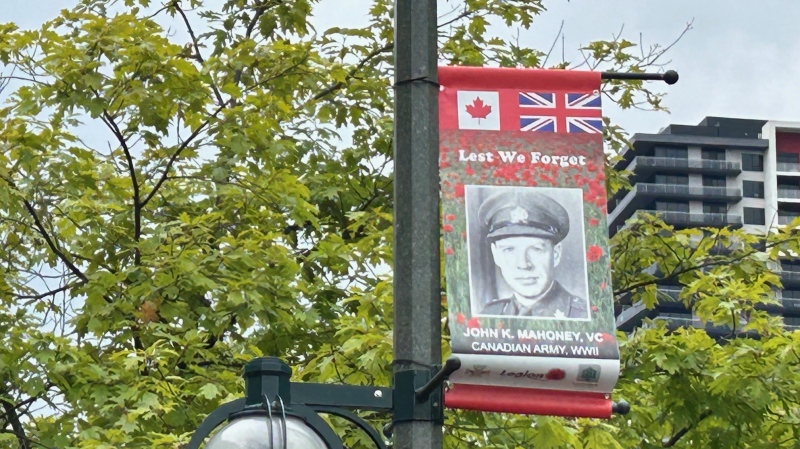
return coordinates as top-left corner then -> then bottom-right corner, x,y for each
601,70 -> 679,85
292,383 -> 394,412
415,356 -> 461,401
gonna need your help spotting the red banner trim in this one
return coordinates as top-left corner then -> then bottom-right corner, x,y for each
445,383 -> 613,419
438,66 -> 602,92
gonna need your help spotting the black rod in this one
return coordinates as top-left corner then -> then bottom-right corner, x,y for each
415,357 -> 462,401
601,69 -> 679,85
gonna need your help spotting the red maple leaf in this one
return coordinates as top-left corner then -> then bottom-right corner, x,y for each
545,368 -> 566,380
465,97 -> 492,122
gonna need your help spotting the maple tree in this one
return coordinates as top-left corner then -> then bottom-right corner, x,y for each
0,1 -> 797,448
466,97 -> 492,120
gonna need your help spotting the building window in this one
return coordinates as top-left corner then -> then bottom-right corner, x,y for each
777,153 -> 799,163
742,153 -> 764,171
778,183 -> 800,198
701,148 -> 726,160
655,201 -> 690,213
703,202 -> 727,214
782,261 -> 800,272
702,176 -> 726,187
743,207 -> 766,225
783,289 -> 800,299
743,181 -> 765,198
655,174 -> 689,185
654,146 -> 688,159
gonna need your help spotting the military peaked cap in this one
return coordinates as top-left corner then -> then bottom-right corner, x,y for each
478,188 -> 570,243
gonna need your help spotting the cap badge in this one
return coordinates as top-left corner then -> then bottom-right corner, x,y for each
509,206 -> 528,223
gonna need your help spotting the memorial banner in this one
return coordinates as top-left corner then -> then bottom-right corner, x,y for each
438,66 -> 621,418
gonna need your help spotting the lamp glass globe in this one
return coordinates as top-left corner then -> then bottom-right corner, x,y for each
204,415 -> 329,449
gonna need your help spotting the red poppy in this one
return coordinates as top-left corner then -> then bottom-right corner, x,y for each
586,245 -> 603,262
493,164 -> 522,182
588,218 -> 599,227
454,183 -> 465,197
466,318 -> 480,328
539,174 -> 555,185
456,313 -> 465,324
445,214 -> 456,221
443,224 -> 454,232
445,247 -> 454,255
591,305 -> 598,312
465,165 -> 475,176
461,231 -> 466,240
545,368 -> 566,380
600,281 -> 607,290
441,161 -> 451,169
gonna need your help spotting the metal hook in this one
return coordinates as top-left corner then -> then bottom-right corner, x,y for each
262,394 -> 274,449
277,396 -> 288,449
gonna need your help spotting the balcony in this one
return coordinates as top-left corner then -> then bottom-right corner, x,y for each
782,297 -> 800,313
638,210 -> 743,228
634,183 -> 742,201
777,189 -> 800,202
629,156 -> 741,175
780,270 -> 800,286
777,162 -> 800,174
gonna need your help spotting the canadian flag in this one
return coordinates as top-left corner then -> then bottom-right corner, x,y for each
457,91 -> 500,130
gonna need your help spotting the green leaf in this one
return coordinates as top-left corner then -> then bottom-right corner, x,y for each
197,383 -> 220,400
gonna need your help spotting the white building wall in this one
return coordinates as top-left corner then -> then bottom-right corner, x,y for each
762,121 -> 800,231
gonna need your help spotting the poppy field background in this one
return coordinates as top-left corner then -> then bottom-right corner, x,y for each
440,129 -> 619,359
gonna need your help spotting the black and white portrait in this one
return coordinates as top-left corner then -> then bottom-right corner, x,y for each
465,185 -> 591,320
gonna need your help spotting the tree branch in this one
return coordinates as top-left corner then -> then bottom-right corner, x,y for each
99,108 -> 142,266
233,0 -> 272,85
1,398 -> 31,449
542,20 -> 565,67
173,1 -> 225,106
662,409 -> 712,447
437,7 -> 479,29
14,283 -> 78,301
19,198 -> 88,283
141,104 -> 226,208
614,233 -> 792,297
308,42 -> 393,104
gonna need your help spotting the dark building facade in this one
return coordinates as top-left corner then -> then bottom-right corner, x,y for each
609,116 -> 800,335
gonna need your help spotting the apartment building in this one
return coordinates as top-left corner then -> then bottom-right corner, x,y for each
608,116 -> 800,335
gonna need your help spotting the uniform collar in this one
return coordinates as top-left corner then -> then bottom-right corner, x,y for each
512,279 -> 556,309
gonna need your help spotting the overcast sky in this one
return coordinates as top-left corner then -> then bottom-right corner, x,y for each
3,0 -> 799,135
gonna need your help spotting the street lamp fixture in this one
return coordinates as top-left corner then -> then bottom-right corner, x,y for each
187,356 -> 462,449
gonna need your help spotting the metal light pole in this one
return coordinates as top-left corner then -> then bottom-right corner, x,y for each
392,0 -> 442,448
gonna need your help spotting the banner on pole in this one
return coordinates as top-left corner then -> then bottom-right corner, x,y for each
438,66 -> 620,419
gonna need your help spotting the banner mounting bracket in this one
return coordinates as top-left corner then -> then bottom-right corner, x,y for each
601,70 -> 679,85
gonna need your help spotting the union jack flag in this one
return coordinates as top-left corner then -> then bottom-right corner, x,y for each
519,92 -> 602,133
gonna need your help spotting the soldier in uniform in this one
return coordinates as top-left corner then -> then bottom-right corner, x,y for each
478,189 -> 588,319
